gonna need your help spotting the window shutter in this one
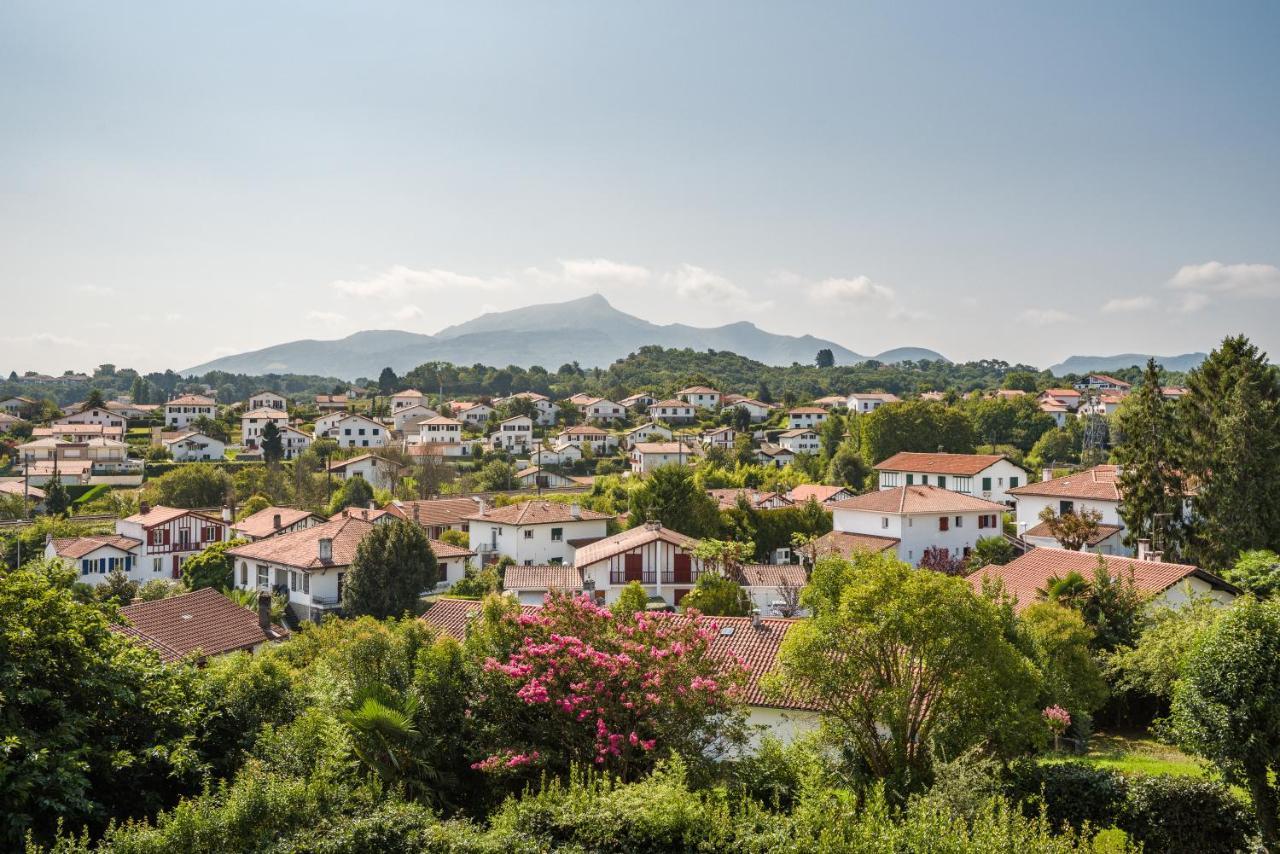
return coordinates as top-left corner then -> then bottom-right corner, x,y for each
939,516 -> 948,531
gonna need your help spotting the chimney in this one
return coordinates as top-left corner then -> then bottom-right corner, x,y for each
222,506 -> 232,523
645,519 -> 662,531
318,537 -> 333,561
130,596 -> 143,605
139,500 -> 151,515
413,505 -> 421,525
1042,468 -> 1054,483
570,502 -> 581,520
273,513 -> 282,530
751,609 -> 762,629
257,591 -> 271,632
1136,538 -> 1149,561
368,499 -> 376,510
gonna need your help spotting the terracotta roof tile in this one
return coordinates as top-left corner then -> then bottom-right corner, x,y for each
1008,465 -> 1123,501
232,506 -> 323,539
227,516 -> 373,570
787,484 -> 850,504
1022,520 -> 1123,547
388,498 -> 481,526
503,564 -> 585,592
734,564 -> 807,588
831,485 -> 1007,514
875,451 -> 1009,476
812,530 -> 900,557
574,524 -> 699,567
123,505 -> 222,528
114,588 -> 287,662
468,500 -> 613,526
50,534 -> 142,559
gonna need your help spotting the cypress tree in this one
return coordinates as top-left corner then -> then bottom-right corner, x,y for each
1114,358 -> 1187,558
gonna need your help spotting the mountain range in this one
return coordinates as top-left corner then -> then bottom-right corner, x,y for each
1047,352 -> 1208,375
182,294 -> 949,379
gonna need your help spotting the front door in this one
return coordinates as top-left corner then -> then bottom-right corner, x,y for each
172,555 -> 181,579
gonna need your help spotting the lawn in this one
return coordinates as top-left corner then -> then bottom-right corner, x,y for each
1046,731 -> 1212,779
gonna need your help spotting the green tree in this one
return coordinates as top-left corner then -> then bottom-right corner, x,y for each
777,551 -> 1041,799
0,560 -> 205,847
681,572 -> 752,616
818,411 -> 845,460
191,414 -> 229,443
259,420 -> 284,463
1223,549 -> 1280,598
1020,602 -> 1108,722
815,348 -> 835,369
859,400 -> 976,466
329,474 -> 375,514
1040,555 -> 1145,652
1171,597 -> 1280,848
342,519 -> 438,618
1107,597 -> 1223,703
1114,359 -> 1187,558
44,471 -> 71,516
1037,506 -> 1102,551
1182,335 -> 1280,568
1002,371 -> 1039,392
628,464 -> 720,538
94,568 -> 140,606
182,538 -> 249,591
966,535 -> 1016,570
378,367 -> 399,395
1025,424 -> 1081,473
473,459 -> 519,491
826,442 -> 870,490
614,580 -> 650,617
84,388 -> 107,409
129,375 -> 149,405
143,464 -> 232,509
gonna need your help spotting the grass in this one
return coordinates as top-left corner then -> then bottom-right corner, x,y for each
1045,731 -> 1212,779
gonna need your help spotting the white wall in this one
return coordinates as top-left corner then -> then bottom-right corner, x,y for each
469,518 -> 609,565
833,507 -> 1000,566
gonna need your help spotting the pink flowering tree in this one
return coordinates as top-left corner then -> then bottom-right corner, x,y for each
469,592 -> 748,781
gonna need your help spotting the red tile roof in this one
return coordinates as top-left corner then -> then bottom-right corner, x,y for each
50,534 -> 142,559
123,506 -> 222,528
227,516 -> 374,570
875,451 -> 1008,476
966,549 -> 1237,613
734,564 -> 807,588
676,386 -> 720,395
1008,465 -> 1123,501
789,407 -> 827,415
812,530 -> 900,557
831,485 -> 1007,514
466,500 -> 613,526
1022,520 -> 1123,547
388,497 -> 481,527
114,588 -> 287,662
503,564 -> 584,592
574,524 -> 700,568
787,484 -> 851,504
167,394 -> 216,406
428,538 -> 476,559
232,506 -> 323,539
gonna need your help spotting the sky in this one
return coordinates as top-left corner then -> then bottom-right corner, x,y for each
2,1 -> 1278,374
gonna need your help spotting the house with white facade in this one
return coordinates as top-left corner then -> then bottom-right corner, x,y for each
315,394 -> 348,411
777,428 -> 820,455
722,395 -> 774,423
417,415 -> 463,446
706,489 -> 792,511
229,516 -> 365,622
1077,393 -> 1125,418
530,443 -> 582,466
327,453 -> 402,491
622,422 -> 673,448
578,397 -> 625,423
676,386 -> 722,409
845,392 -> 900,413
53,407 -> 127,438
557,425 -> 617,455
811,395 -> 847,409
1,396 -> 37,415
630,441 -> 700,474
466,500 -> 613,566
48,504 -> 229,584
875,451 -> 1029,506
386,496 -> 483,539
1040,398 -> 1070,427
619,392 -> 657,411
495,392 -> 557,425
1074,374 -> 1132,393
163,431 -> 227,462
755,443 -> 794,468
1038,388 -> 1082,410
240,407 -> 290,448
391,389 -> 427,411
392,403 -> 440,434
787,484 -> 855,506
247,390 -> 287,411
701,426 -> 737,450
1008,464 -> 1131,555
830,485 -> 1007,567
273,425 -> 311,459
17,436 -> 136,484
313,411 -> 346,438
647,399 -> 698,424
575,522 -> 703,606
787,407 -> 828,430
516,466 -> 579,489
232,506 -> 326,541
165,394 -> 217,430
488,415 -> 534,453
331,413 -> 387,449
450,401 -> 493,426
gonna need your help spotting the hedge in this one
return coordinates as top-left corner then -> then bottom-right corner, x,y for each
70,484 -> 111,506
144,460 -> 266,478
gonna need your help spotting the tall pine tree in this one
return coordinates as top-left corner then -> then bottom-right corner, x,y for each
1114,358 -> 1187,558
1181,336 -> 1280,569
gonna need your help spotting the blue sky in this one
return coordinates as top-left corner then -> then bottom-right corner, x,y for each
2,1 -> 1278,372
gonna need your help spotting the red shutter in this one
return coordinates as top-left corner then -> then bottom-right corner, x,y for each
673,553 -> 692,584
624,553 -> 643,582
939,517 -> 949,531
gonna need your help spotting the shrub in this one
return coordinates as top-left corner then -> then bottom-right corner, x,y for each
1119,775 -> 1252,854
1009,760 -> 1127,832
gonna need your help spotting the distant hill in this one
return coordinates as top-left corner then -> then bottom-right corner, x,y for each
871,347 -> 950,364
1048,352 -> 1208,375
183,294 -> 880,379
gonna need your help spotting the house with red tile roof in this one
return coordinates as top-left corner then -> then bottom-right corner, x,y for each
875,451 -> 1029,505
647,398 -> 699,424
113,587 -> 288,663
466,500 -> 613,566
787,407 -> 829,430
967,549 -> 1237,614
787,484 -> 854,506
830,485 -> 1006,567
845,392 -> 900,413
47,504 -> 228,585
675,386 -> 722,409
1007,465 -> 1134,554
232,506 -> 326,541
164,394 -> 217,430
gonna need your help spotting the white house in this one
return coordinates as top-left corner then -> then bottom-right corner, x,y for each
630,441 -> 700,474
1008,464 -> 1131,555
495,392 -> 557,426
701,426 -> 737,450
327,453 -> 402,491
315,394 -> 349,411
787,407 -> 828,430
875,451 -> 1029,506
489,415 -> 534,453
240,407 -> 290,448
647,399 -> 698,424
503,564 -> 585,605
466,500 -> 613,566
164,394 -> 217,430
229,516 -> 364,622
968,549 -> 1238,613
392,403 -> 440,434
845,392 -> 900,413
811,395 -> 847,410
557,425 -> 617,455
48,504 -> 229,585
574,522 -> 703,606
387,496 -> 483,539
331,413 -> 387,449
391,389 -> 427,411
735,563 -> 809,617
1074,374 -> 1132,393
676,386 -> 722,409
830,485 -> 1007,567
777,429 -> 820,455
755,444 -> 795,468
232,506 -> 326,541
622,422 -> 673,448
722,394 -> 774,422
314,411 -> 346,438
247,390 -> 287,411
619,392 -> 657,411
164,431 -> 227,462
531,443 -> 583,466
0,396 -> 36,415
787,484 -> 855,506
450,401 -> 493,426
1040,398 -> 1070,427
580,397 -> 626,423
516,466 -> 578,489
1038,389 -> 1082,410
277,425 -> 313,460
53,407 -> 127,437
1077,393 -> 1125,418
418,415 -> 463,445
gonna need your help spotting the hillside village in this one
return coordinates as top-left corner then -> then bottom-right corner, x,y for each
5,336 -> 1280,852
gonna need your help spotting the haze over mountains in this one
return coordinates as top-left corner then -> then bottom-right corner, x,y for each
183,295 -> 947,379
1047,352 -> 1208,375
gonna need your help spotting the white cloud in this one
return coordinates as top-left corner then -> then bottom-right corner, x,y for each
307,310 -> 346,325
557,258 -> 651,287
1101,296 -> 1155,314
331,265 -> 511,298
1019,308 -> 1076,326
76,284 -> 116,296
1168,261 -> 1280,297
393,305 -> 424,322
807,275 -> 896,305
13,333 -> 82,347
1176,292 -> 1211,314
664,264 -> 750,303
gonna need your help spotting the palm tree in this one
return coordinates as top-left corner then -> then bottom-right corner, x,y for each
1037,571 -> 1091,610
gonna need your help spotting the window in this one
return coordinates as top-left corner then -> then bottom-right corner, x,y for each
881,516 -> 889,529
524,559 -> 533,565
240,562 -> 248,584
303,573 -> 310,594
906,474 -> 914,485
1010,476 -> 1019,489
81,559 -> 91,575
290,571 -> 297,591
256,565 -> 268,588
551,527 -> 563,541
939,516 -> 949,531
982,477 -> 992,492
523,529 -> 534,539
937,476 -> 947,489
955,516 -> 963,528
920,475 -> 928,485
1060,500 -> 1074,515
549,557 -> 563,565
